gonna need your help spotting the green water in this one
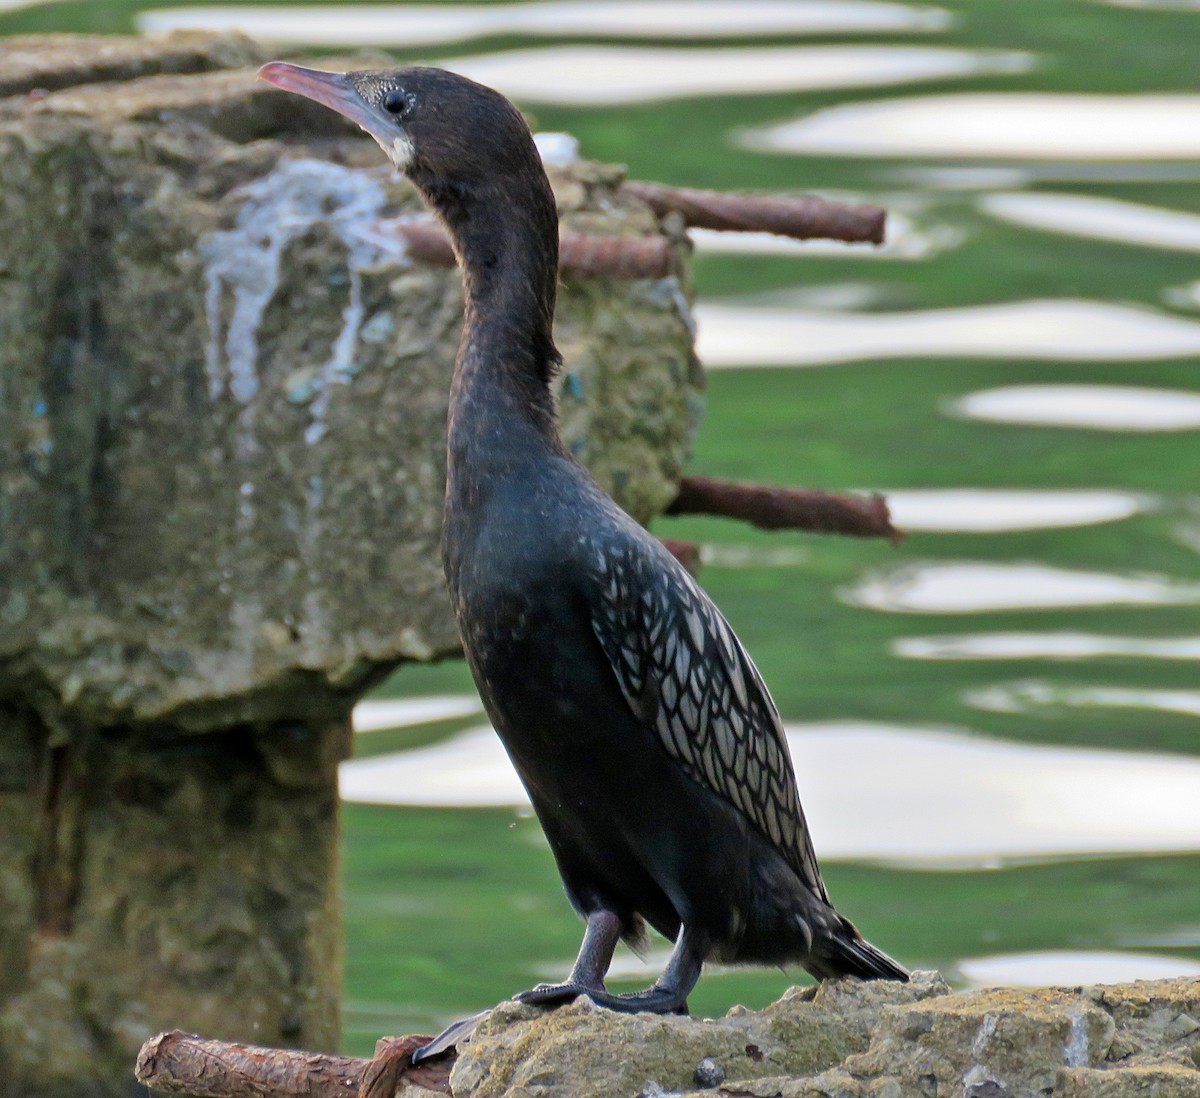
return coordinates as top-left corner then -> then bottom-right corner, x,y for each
7,0 -> 1199,1053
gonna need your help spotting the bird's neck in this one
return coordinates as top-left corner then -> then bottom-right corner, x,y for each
418,169 -> 563,471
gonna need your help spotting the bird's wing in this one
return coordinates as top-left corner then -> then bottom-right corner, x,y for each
590,536 -> 829,902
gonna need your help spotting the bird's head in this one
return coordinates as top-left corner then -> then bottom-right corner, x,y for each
258,62 -> 541,191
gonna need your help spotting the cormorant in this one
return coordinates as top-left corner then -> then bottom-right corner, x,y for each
259,60 -> 908,1043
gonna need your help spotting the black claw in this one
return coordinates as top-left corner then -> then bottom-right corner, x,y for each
513,981 -> 591,1005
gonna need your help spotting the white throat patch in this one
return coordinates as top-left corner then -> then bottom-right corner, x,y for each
376,130 -> 414,171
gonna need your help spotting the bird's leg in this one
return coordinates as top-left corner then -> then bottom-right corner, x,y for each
582,925 -> 703,1015
514,908 -> 623,1004
412,911 -> 625,1064
521,923 -> 704,1015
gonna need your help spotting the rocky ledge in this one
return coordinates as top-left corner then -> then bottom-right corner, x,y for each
443,972 -> 1200,1098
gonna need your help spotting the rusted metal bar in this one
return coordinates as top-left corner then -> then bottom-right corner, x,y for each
135,1030 -> 453,1098
560,231 -> 672,279
668,476 -> 901,542
384,219 -> 672,279
622,181 -> 886,245
388,219 -> 456,266
385,180 -> 883,274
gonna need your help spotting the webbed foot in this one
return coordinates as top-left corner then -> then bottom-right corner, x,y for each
575,985 -> 690,1014
514,981 -> 688,1014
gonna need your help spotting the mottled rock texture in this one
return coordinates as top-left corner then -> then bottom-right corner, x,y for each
0,32 -> 699,1098
454,973 -> 1200,1098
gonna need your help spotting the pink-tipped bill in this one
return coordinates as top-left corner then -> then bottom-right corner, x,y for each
258,61 -> 388,143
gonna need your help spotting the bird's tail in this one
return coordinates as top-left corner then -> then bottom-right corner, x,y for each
808,915 -> 909,983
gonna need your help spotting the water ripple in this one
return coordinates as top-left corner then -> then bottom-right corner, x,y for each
846,562 -> 1200,614
138,0 -> 953,45
353,696 -> 484,733
952,384 -> 1200,432
695,300 -> 1200,368
965,681 -> 1200,718
440,45 -> 1030,105
340,718 -> 1200,863
884,489 -> 1151,533
740,93 -> 1200,160
958,950 -> 1200,988
894,632 -> 1200,661
980,191 -> 1200,252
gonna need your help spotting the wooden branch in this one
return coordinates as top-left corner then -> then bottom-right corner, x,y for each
135,1031 -> 452,1098
621,181 -> 886,245
667,476 -> 901,542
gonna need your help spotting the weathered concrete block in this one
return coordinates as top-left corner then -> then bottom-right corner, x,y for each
451,972 -> 950,1098
847,984 -> 1116,1095
0,36 -> 699,736
1057,1062 -> 1200,1098
453,976 -> 1200,1098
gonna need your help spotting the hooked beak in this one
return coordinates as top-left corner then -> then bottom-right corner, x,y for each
258,62 -> 392,147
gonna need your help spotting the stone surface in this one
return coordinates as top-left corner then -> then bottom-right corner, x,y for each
453,974 -> 1200,1098
0,30 -> 264,97
451,973 -> 950,1098
1058,1063 -> 1200,1098
0,32 -> 699,1098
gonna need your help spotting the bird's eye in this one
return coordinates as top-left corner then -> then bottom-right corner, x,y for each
383,90 -> 409,117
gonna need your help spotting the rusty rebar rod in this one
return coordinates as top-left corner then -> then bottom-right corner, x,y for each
135,1031 -> 453,1098
668,476 -> 901,542
384,219 -> 672,279
622,181 -> 886,245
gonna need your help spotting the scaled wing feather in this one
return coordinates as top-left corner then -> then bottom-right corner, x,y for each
590,539 -> 829,902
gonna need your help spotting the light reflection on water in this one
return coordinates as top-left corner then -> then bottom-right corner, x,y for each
884,489 -> 1151,533
966,681 -> 1200,719
1163,280 -> 1200,310
739,93 -> 1200,160
894,632 -> 1200,661
137,0 -> 954,44
353,696 -> 482,732
957,950 -> 1200,988
846,562 -> 1200,614
547,944 -> 1200,988
439,45 -> 1030,105
341,719 -> 1200,863
1102,0 -> 1200,8
980,191 -> 1200,252
952,384 -> 1200,431
695,300 -> 1200,368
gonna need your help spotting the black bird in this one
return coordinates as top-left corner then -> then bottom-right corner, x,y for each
259,60 -> 907,1035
